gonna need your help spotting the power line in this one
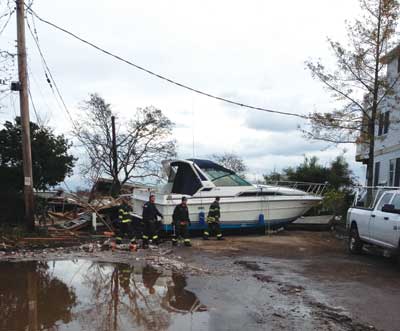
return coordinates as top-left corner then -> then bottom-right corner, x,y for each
0,8 -> 15,35
25,13 -> 79,130
25,13 -> 96,162
27,63 -> 54,119
27,7 -> 309,120
28,86 -> 41,125
27,81 -> 41,125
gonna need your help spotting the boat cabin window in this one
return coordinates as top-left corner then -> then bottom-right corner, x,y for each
170,163 -> 202,195
193,166 -> 207,181
238,191 -> 283,197
201,168 -> 251,187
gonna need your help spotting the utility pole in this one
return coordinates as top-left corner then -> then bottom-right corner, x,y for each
16,0 -> 35,231
111,115 -> 120,197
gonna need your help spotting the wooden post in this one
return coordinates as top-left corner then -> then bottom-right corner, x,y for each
16,0 -> 35,231
111,115 -> 120,197
27,271 -> 38,331
92,212 -> 97,231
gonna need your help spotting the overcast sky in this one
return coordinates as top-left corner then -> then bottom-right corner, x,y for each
0,0 -> 367,187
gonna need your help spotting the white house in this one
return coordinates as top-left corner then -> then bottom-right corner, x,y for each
356,44 -> 400,187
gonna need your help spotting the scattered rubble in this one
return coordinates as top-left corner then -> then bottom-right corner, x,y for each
308,301 -> 377,331
278,284 -> 305,295
252,273 -> 273,283
234,260 -> 264,271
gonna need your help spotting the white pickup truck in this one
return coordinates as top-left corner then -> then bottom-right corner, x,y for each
347,189 -> 400,258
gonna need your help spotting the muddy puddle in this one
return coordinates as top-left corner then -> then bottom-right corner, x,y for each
0,259 -> 208,331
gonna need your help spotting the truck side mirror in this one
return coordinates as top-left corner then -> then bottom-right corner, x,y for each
382,204 -> 395,213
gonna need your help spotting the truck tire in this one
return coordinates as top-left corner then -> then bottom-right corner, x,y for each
348,227 -> 363,254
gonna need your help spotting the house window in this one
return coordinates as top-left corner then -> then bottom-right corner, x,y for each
398,56 -> 400,73
378,112 -> 384,136
383,111 -> 390,134
374,161 -> 380,187
395,158 -> 400,187
389,159 -> 395,186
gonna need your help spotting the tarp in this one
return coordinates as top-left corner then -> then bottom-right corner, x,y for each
188,159 -> 234,174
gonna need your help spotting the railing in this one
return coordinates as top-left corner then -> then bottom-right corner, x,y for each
264,180 -> 328,196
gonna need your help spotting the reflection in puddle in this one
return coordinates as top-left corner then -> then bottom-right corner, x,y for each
0,260 -> 208,331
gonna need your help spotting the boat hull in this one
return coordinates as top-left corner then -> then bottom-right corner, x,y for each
131,193 -> 321,231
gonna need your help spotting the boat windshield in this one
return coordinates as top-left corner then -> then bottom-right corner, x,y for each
202,168 -> 251,187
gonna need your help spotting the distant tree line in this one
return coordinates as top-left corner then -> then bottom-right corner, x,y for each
264,155 -> 356,217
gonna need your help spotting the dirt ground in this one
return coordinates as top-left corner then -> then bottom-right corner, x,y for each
1,231 -> 399,331
184,231 -> 400,331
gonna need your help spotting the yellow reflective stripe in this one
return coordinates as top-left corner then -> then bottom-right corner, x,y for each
115,237 -> 122,240
152,235 -> 158,239
217,234 -> 222,237
204,231 -> 209,235
142,235 -> 149,239
184,239 -> 191,242
118,209 -> 124,212
122,220 -> 131,223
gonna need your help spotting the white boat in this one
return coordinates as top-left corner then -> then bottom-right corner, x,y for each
131,159 -> 324,231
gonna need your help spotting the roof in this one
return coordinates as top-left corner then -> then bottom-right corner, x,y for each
188,158 -> 234,174
380,44 -> 400,64
169,158 -> 235,175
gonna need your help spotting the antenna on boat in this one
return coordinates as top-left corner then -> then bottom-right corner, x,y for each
191,95 -> 196,158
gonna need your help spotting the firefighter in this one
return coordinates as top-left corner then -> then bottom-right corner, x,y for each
172,197 -> 192,247
115,197 -> 137,248
203,197 -> 224,240
168,272 -> 199,311
142,194 -> 163,248
118,263 -> 133,294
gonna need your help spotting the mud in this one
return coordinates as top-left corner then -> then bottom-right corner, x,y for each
0,231 -> 399,330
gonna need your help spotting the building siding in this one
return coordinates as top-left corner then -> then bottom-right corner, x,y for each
356,46 -> 400,187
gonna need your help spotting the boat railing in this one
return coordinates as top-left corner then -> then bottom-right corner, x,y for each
265,180 -> 328,196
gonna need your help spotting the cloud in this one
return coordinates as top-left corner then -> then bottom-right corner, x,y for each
244,112 -> 300,132
0,0 -> 367,189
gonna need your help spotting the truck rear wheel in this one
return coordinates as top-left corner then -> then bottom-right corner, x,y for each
348,227 -> 363,254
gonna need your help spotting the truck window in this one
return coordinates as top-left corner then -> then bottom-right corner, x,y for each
376,193 -> 394,211
392,194 -> 400,209
355,188 -> 384,209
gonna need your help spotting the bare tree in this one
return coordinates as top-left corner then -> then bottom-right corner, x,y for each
0,1 -> 17,108
305,0 -> 400,187
0,50 -> 16,109
74,94 -> 176,196
211,152 -> 247,175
